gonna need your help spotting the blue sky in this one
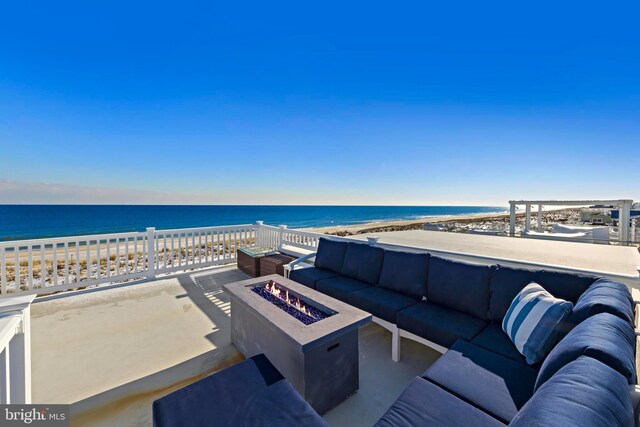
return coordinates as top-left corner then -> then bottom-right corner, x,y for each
1,1 -> 638,205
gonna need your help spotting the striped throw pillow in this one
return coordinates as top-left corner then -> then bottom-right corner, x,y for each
502,282 -> 573,365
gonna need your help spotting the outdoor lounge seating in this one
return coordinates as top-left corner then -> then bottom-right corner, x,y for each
154,237 -> 638,426
286,237 -> 637,425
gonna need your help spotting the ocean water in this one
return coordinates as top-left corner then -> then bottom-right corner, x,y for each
0,205 -> 507,241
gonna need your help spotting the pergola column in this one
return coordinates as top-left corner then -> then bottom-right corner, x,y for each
509,201 -> 516,236
538,205 -> 543,231
620,200 -> 632,244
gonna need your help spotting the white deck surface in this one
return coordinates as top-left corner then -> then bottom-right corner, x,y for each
353,230 -> 640,281
31,265 -> 438,427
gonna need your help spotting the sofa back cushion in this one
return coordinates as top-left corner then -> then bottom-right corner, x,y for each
510,356 -> 633,427
341,242 -> 385,285
570,278 -> 634,326
314,238 -> 348,274
488,265 -> 597,321
535,313 -> 636,391
488,265 -> 539,321
502,283 -> 573,365
427,257 -> 491,320
536,270 -> 597,304
377,251 -> 429,299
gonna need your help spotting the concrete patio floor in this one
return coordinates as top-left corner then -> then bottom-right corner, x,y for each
30,265 -> 439,427
354,230 -> 640,281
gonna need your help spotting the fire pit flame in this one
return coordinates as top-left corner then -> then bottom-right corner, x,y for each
251,280 -> 332,325
265,280 -> 315,318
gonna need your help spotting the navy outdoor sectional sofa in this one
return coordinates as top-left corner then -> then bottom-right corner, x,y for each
287,237 -> 638,426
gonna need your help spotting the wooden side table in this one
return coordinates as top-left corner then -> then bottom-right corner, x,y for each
260,254 -> 295,277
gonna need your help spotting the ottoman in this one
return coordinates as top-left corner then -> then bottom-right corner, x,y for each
153,354 -> 327,427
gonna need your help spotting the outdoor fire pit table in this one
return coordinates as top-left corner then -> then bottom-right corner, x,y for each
223,274 -> 372,414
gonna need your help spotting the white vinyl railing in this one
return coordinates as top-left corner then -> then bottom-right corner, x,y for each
0,224 -> 260,298
153,225 -> 259,274
260,224 -> 325,253
1,221 -> 638,299
0,295 -> 34,404
0,231 -> 150,297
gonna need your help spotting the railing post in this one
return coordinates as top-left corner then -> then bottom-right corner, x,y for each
366,236 -> 380,246
525,204 -> 531,230
278,225 -> 288,251
0,294 -> 35,404
255,221 -> 264,247
146,227 -> 156,279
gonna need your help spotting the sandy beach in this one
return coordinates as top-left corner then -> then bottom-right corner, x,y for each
305,208 -> 582,236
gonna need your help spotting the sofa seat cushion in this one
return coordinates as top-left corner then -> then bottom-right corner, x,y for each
314,238 -> 348,274
427,256 -> 491,320
374,377 -> 504,427
153,354 -> 328,427
377,250 -> 429,299
535,313 -> 636,390
471,323 -> 530,366
571,278 -> 634,326
348,287 -> 419,324
289,267 -> 340,289
316,276 -> 371,302
502,283 -> 573,365
340,242 -> 385,285
396,303 -> 488,348
423,340 -> 537,423
510,356 -> 633,427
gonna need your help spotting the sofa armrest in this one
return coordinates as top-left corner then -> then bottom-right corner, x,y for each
632,288 -> 640,326
284,253 -> 316,278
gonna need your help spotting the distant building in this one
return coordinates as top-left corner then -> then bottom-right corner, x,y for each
589,214 -> 613,225
580,209 -> 612,225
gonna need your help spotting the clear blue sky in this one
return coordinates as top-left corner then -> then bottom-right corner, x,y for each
1,1 -> 638,205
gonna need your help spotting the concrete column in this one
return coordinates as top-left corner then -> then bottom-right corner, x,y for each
525,204 -> 531,230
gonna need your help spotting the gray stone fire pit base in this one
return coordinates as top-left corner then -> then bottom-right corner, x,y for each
224,275 -> 371,414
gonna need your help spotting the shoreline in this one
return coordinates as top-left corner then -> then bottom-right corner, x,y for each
0,205 -> 509,242
304,207 -> 579,236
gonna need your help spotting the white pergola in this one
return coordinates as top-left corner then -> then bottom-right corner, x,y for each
508,199 -> 634,243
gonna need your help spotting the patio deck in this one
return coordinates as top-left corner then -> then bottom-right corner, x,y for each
353,230 -> 640,282
31,265 -> 439,427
